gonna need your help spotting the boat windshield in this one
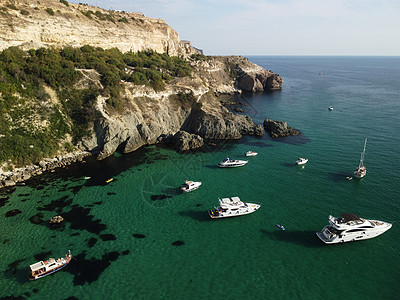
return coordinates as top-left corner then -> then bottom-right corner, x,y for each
327,226 -> 343,235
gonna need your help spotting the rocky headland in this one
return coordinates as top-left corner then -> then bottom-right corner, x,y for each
0,0 -> 291,188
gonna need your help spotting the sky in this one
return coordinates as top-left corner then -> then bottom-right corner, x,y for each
69,0 -> 400,56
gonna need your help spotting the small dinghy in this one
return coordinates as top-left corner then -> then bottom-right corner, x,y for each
245,151 -> 258,157
275,224 -> 286,230
295,157 -> 308,165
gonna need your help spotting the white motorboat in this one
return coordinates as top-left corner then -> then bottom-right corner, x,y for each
218,158 -> 248,168
208,197 -> 260,218
354,138 -> 367,178
328,106 -> 334,111
181,180 -> 202,193
29,250 -> 72,280
295,157 -> 308,165
316,214 -> 392,244
245,151 -> 258,157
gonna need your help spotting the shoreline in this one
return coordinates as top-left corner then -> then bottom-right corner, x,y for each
0,151 -> 91,189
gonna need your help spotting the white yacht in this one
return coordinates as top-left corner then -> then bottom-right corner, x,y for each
218,158 -> 248,168
208,197 -> 260,218
245,151 -> 258,157
181,180 -> 202,193
29,250 -> 72,280
354,138 -> 367,178
316,214 -> 392,244
295,157 -> 308,165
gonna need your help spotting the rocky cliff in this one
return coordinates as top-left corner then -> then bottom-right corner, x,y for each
0,0 -> 199,56
79,55 -> 270,159
0,1 -> 284,188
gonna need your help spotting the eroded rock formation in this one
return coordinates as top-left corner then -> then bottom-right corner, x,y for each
263,118 -> 300,138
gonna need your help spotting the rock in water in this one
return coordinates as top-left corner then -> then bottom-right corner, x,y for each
263,118 -> 300,138
171,131 -> 204,151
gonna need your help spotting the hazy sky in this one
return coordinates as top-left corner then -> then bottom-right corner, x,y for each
70,0 -> 400,56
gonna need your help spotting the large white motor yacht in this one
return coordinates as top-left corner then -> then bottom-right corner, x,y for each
208,197 -> 260,218
218,158 -> 248,168
316,213 -> 392,244
181,180 -> 202,193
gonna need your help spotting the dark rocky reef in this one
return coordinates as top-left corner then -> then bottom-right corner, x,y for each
263,118 -> 300,138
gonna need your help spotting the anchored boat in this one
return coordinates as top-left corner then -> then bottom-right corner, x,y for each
29,250 -> 72,280
208,197 -> 260,219
181,180 -> 202,193
316,214 -> 391,244
354,138 -> 367,178
218,158 -> 248,168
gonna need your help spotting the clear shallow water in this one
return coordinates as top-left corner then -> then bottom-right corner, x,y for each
1,56 -> 400,299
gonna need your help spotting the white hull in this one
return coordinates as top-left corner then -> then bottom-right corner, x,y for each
218,161 -> 248,168
295,158 -> 308,165
29,251 -> 72,280
245,151 -> 258,157
181,181 -> 202,193
316,215 -> 392,244
209,203 -> 260,219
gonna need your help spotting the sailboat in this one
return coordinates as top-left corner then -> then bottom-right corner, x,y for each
354,138 -> 367,178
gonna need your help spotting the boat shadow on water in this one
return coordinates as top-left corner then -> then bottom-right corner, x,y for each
178,210 -> 210,222
260,229 -> 323,248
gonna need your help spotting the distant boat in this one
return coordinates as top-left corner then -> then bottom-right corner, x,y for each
218,158 -> 248,168
245,151 -> 258,157
354,138 -> 367,178
328,106 -> 333,111
29,250 -> 72,280
295,157 -> 308,165
275,224 -> 286,230
84,176 -> 91,180
105,178 -> 114,183
181,180 -> 202,193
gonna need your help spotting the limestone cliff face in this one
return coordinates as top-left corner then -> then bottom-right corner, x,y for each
0,1 -> 284,184
0,0 -> 199,56
77,56 -> 270,159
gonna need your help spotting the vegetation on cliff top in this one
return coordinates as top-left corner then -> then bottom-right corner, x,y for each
0,46 -> 193,168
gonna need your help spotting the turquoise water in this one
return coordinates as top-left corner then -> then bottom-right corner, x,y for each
1,56 -> 400,299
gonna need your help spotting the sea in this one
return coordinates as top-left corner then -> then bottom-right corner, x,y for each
1,56 -> 399,300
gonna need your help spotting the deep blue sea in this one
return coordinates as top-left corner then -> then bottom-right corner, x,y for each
1,56 -> 399,300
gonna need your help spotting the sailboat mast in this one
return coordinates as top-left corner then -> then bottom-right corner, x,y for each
360,138 -> 367,165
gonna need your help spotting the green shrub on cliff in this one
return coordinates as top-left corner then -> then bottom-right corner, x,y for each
0,45 -> 193,166
60,0 -> 69,7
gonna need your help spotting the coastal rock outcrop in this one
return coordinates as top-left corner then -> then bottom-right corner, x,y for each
171,131 -> 204,151
263,118 -> 300,138
235,63 -> 283,92
0,1 -> 283,189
